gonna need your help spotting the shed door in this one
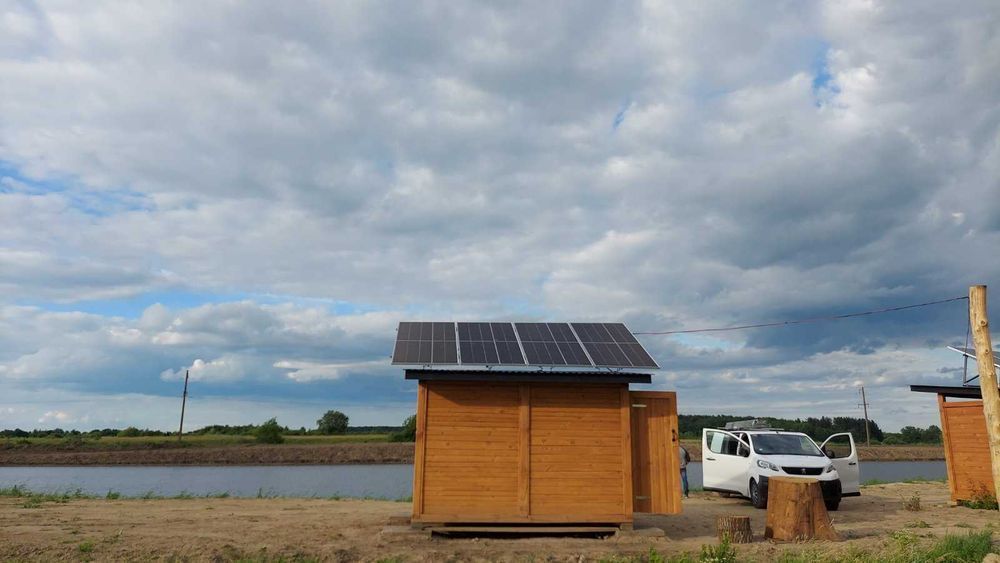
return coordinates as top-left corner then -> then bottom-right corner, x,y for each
630,391 -> 682,514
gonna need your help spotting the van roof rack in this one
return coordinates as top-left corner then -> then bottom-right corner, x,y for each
724,419 -> 785,431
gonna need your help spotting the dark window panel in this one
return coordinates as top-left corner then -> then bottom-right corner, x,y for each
477,323 -> 493,340
536,324 -> 556,342
457,322 -> 471,341
471,341 -> 489,364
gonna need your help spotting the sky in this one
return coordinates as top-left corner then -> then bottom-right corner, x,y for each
1,1 -> 999,433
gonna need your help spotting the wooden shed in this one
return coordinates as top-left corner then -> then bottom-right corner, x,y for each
910,384 -> 996,502
406,369 -> 682,529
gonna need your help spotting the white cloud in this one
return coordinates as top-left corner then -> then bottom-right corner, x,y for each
0,1 -> 998,430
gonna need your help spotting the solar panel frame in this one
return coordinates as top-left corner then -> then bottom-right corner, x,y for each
392,320 -> 657,369
391,322 -> 458,365
457,321 -> 525,366
570,322 -> 659,369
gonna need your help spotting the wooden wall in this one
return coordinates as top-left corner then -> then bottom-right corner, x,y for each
412,381 -> 632,524
939,396 -> 995,502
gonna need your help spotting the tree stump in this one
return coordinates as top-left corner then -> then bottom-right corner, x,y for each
764,477 -> 839,541
716,515 -> 753,543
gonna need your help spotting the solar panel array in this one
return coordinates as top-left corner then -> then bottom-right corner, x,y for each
391,321 -> 658,369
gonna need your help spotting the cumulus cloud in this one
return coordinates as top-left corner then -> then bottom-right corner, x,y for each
1,1 -> 998,430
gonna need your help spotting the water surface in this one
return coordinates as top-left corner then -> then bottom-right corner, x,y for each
0,461 -> 944,498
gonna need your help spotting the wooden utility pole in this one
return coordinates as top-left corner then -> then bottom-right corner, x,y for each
968,285 -> 1000,508
859,386 -> 871,447
177,370 -> 190,442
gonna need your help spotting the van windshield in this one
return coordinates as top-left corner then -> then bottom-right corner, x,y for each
752,434 -> 823,456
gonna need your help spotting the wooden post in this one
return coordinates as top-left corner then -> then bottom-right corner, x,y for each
968,285 -> 1000,508
716,515 -> 753,543
860,386 -> 871,447
177,370 -> 189,442
764,477 -> 839,541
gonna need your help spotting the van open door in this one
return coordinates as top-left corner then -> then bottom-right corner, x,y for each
820,432 -> 860,496
702,428 -> 752,496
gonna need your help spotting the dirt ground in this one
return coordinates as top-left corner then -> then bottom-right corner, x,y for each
1,482 -> 994,562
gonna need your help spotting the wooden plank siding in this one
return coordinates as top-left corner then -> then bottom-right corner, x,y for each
629,391 -> 682,514
939,398 -> 995,502
413,381 -> 640,525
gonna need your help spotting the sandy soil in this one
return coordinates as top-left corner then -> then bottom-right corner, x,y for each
1,482 -> 993,561
0,441 -> 943,466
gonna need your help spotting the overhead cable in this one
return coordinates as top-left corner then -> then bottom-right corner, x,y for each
633,295 -> 969,336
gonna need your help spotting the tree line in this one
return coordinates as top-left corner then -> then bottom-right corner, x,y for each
678,414 -> 942,445
2,412 -> 939,445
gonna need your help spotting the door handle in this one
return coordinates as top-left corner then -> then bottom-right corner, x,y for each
848,462 -> 857,466
705,456 -> 715,461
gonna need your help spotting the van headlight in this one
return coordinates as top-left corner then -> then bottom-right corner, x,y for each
825,464 -> 835,473
756,460 -> 779,472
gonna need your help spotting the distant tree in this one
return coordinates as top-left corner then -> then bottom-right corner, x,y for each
922,425 -> 942,444
118,427 -> 141,438
317,410 -> 349,435
255,418 -> 285,444
390,415 -> 417,442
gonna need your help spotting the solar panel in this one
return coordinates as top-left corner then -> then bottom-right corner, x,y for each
514,322 -> 592,366
571,322 -> 659,368
391,320 -> 657,369
391,322 -> 457,365
457,322 -> 526,366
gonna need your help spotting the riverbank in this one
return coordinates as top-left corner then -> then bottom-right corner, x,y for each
0,441 -> 944,465
1,482 -> 995,561
0,443 -> 413,465
0,440 -> 943,465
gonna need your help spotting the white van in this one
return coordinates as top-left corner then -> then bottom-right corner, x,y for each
701,424 -> 860,510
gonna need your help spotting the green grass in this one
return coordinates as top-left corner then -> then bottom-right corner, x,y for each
2,433 -> 392,450
598,532 -> 997,563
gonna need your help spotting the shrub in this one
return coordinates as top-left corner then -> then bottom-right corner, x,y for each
902,492 -> 921,511
960,483 -> 999,510
117,427 -> 141,438
390,415 -> 416,442
255,418 -> 284,444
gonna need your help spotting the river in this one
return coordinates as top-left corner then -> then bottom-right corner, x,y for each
0,461 -> 946,499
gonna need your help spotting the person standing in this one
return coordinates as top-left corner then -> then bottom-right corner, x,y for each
679,444 -> 691,498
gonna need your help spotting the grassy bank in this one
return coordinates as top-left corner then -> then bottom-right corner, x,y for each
0,437 -> 943,465
2,432 -> 390,450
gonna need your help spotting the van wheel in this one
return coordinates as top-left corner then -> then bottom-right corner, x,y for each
750,479 -> 767,509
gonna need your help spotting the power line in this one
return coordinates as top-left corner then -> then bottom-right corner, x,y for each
633,295 -> 968,336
